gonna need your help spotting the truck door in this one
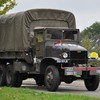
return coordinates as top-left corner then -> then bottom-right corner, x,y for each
33,30 -> 45,73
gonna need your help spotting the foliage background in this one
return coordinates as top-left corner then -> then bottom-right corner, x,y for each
0,0 -> 16,15
80,22 -> 100,54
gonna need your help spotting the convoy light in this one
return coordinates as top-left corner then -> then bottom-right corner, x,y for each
63,53 -> 68,58
90,52 -> 99,59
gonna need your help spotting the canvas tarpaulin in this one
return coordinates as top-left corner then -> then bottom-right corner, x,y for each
0,9 -> 76,51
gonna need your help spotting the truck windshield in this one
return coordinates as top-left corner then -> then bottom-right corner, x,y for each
63,30 -> 78,41
46,29 -> 78,41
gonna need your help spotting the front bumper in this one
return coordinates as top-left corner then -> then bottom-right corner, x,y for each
88,58 -> 100,67
64,67 -> 100,76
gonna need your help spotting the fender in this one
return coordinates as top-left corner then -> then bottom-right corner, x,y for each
41,57 -> 60,63
41,57 -> 69,63
40,57 -> 61,74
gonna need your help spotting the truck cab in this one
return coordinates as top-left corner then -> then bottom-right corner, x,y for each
31,27 -> 100,91
33,27 -> 87,67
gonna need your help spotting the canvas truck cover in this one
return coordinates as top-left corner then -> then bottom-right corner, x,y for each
0,9 -> 76,51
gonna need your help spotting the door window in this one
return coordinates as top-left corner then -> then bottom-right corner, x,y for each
36,31 -> 44,43
35,31 -> 44,58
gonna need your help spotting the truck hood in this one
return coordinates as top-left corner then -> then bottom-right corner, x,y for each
46,40 -> 87,51
62,43 -> 87,51
53,42 -> 87,51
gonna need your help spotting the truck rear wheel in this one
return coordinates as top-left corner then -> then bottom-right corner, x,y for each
84,75 -> 99,91
6,64 -> 22,87
0,65 -> 6,86
45,65 -> 60,91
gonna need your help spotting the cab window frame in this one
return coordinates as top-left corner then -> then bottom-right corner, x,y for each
46,29 -> 62,40
45,29 -> 79,42
34,29 -> 45,43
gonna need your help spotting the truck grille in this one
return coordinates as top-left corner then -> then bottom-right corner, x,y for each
70,51 -> 87,60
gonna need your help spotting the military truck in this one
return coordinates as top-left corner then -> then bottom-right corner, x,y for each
0,9 -> 100,91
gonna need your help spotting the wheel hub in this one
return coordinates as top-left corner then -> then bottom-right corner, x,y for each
46,71 -> 53,85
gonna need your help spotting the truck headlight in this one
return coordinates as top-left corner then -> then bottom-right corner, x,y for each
63,52 -> 68,58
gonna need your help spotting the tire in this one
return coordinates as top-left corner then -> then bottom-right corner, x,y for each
0,65 -> 6,86
35,76 -> 45,86
84,75 -> 99,91
6,64 -> 22,87
45,65 -> 60,91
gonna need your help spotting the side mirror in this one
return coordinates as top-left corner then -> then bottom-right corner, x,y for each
29,31 -> 34,38
30,31 -> 35,46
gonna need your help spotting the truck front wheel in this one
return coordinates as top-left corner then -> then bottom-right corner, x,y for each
84,75 -> 99,91
0,65 -> 6,86
45,65 -> 60,91
6,64 -> 22,87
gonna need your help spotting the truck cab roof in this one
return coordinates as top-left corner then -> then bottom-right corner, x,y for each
34,27 -> 79,30
34,27 -> 69,30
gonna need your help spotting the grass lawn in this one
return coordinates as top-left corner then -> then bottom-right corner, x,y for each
0,87 -> 99,100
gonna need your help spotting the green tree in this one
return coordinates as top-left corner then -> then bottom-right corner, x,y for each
80,22 -> 100,54
0,0 -> 16,15
80,22 -> 100,38
92,44 -> 100,54
81,35 -> 92,52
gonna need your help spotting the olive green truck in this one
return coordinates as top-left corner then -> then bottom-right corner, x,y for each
0,9 -> 100,91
